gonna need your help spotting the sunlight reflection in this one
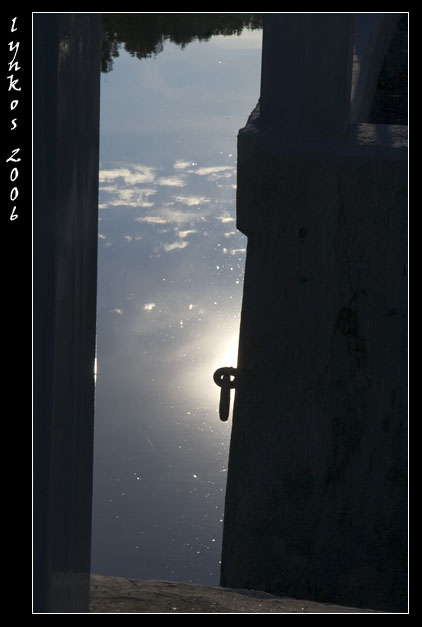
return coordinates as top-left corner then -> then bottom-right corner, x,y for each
176,328 -> 240,419
219,334 -> 239,369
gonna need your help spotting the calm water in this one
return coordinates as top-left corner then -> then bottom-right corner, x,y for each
91,19 -> 262,585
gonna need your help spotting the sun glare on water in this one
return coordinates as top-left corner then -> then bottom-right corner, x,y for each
219,335 -> 239,369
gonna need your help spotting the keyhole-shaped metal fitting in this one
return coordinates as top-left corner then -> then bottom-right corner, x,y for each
213,367 -> 237,421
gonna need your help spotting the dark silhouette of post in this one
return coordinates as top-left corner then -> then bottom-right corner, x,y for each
221,13 -> 407,612
259,14 -> 354,139
33,14 -> 101,613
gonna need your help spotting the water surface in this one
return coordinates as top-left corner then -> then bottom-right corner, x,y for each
92,17 -> 262,585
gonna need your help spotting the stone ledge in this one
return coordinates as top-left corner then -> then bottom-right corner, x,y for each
89,574 -> 382,613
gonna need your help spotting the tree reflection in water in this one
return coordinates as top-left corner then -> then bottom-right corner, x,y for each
101,13 -> 262,73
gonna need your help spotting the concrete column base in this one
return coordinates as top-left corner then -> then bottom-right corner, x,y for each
221,111 -> 408,612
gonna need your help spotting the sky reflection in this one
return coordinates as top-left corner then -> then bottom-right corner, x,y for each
92,26 -> 262,585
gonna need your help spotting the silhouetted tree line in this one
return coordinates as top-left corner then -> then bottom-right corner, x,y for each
101,13 -> 263,72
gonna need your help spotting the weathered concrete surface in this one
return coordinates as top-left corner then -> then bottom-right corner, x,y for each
89,574 -> 382,613
220,111 -> 407,612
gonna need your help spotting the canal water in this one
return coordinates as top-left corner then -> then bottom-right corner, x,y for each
91,15 -> 262,585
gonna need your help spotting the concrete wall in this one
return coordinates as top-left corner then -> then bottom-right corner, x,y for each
33,14 -> 101,613
221,15 -> 407,613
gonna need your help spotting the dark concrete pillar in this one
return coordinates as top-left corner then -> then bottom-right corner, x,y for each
259,13 -> 354,139
221,14 -> 407,613
33,14 -> 101,613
